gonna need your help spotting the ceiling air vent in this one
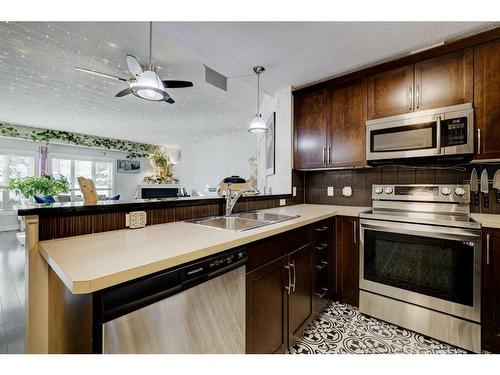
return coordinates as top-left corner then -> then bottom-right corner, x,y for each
205,65 -> 227,91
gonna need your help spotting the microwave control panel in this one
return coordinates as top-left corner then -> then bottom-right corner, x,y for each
441,116 -> 467,146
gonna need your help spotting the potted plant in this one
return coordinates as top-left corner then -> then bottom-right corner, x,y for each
146,148 -> 179,184
8,173 -> 70,202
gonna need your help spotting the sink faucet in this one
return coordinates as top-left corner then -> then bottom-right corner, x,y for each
225,183 -> 259,216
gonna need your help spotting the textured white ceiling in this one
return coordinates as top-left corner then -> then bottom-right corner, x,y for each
0,22 -> 258,145
156,21 -> 499,93
1,22 -> 498,145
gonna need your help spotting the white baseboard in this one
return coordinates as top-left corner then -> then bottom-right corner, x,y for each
0,224 -> 20,232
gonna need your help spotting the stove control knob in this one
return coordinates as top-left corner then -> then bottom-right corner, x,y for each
454,187 -> 466,196
384,186 -> 393,194
375,187 -> 383,194
441,187 -> 451,196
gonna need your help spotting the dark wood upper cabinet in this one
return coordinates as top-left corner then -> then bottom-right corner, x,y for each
294,90 -> 328,169
414,48 -> 473,111
246,255 -> 288,354
367,49 -> 473,120
329,81 -> 367,167
482,228 -> 500,353
335,216 -> 359,307
474,38 -> 500,160
367,65 -> 414,120
288,243 -> 314,338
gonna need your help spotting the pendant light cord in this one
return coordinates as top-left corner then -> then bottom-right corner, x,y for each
256,70 -> 260,116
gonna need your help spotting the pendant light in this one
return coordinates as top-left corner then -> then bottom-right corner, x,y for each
248,66 -> 268,133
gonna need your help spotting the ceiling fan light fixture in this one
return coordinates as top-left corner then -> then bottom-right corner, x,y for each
132,71 -> 166,101
248,114 -> 267,133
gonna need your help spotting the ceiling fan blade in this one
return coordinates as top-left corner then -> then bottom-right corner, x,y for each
75,67 -> 128,82
162,80 -> 193,88
126,54 -> 143,77
115,88 -> 132,97
164,97 -> 175,104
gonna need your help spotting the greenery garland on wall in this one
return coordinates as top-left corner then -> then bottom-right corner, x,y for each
0,122 -> 159,159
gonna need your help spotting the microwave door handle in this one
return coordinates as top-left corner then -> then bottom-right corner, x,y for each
436,115 -> 442,155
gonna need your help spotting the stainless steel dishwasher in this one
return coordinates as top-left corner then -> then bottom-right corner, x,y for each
95,247 -> 246,354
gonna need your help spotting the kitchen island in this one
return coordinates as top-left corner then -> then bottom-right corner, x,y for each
20,201 -> 368,353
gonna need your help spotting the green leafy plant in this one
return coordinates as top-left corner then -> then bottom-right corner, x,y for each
0,122 -> 158,159
8,173 -> 70,200
148,148 -> 172,169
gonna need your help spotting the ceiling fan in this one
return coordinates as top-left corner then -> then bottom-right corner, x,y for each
75,22 -> 193,104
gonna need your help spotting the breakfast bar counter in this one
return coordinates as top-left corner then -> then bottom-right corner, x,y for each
39,204 -> 368,294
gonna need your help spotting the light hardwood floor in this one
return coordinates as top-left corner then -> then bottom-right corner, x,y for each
0,230 -> 26,354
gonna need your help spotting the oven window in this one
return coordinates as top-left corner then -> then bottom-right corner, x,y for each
370,122 -> 437,152
363,230 -> 474,306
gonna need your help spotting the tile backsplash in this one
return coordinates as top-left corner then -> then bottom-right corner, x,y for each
296,163 -> 500,214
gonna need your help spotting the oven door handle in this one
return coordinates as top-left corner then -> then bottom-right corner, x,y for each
360,221 -> 481,242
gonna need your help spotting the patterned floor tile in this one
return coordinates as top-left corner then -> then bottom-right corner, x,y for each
289,302 -> 468,354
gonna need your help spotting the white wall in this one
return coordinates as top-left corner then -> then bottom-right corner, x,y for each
175,132 -> 258,196
258,86 -> 293,195
0,137 -> 153,231
172,86 -> 293,197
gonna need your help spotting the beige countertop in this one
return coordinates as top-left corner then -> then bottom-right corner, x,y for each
39,204 -> 369,295
470,213 -> 500,229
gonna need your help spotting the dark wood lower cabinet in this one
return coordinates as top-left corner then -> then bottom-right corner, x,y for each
246,255 -> 289,354
288,243 -> 314,338
335,216 -> 359,307
245,219 -> 332,353
482,228 -> 500,353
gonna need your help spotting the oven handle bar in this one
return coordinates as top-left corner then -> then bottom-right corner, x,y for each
360,220 -> 481,242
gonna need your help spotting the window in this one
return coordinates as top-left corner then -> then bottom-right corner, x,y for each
0,153 -> 36,211
50,156 -> 114,201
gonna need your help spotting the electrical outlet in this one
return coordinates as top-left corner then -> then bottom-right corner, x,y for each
342,186 -> 353,197
327,186 -> 334,196
279,199 -> 286,206
128,211 -> 147,229
293,187 -> 297,197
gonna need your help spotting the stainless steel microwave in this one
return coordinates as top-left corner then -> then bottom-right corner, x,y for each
366,103 -> 474,162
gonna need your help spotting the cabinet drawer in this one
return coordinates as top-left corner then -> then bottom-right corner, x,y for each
246,224 -> 315,272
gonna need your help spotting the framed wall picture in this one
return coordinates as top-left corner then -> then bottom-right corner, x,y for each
117,159 -> 141,173
265,112 -> 276,176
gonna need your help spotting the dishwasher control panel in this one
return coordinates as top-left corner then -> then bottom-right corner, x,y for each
182,247 -> 247,283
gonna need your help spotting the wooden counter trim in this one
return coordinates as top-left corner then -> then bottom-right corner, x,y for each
37,195 -> 294,240
24,215 -> 49,354
18,194 -> 292,217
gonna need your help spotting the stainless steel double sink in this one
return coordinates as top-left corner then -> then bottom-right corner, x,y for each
186,211 -> 300,231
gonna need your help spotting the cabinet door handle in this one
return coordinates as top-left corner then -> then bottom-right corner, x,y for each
486,234 -> 490,265
322,146 -> 326,165
315,287 -> 328,299
290,261 -> 296,292
284,265 -> 291,295
416,84 -> 420,109
327,146 -> 331,164
315,226 -> 328,232
315,261 -> 328,270
477,129 -> 481,155
353,221 -> 357,245
409,86 -> 413,111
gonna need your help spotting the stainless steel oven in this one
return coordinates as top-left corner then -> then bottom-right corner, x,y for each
359,184 -> 482,352
360,219 -> 481,322
366,103 -> 474,162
